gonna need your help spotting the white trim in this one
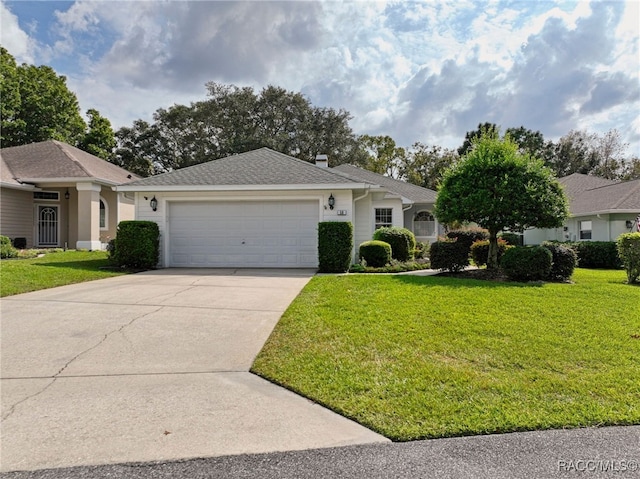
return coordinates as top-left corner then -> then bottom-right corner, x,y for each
15,177 -> 121,187
76,240 -> 102,250
75,182 -> 102,192
116,183 -> 373,192
0,182 -> 38,191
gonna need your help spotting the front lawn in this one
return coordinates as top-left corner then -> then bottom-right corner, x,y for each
0,250 -> 127,297
252,269 -> 640,441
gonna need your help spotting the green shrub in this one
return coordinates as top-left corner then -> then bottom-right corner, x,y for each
372,227 -> 416,262
430,239 -> 469,272
318,222 -> 353,273
413,241 -> 430,260
568,241 -> 622,269
542,242 -> 577,281
446,227 -> 489,254
112,221 -> 160,269
470,239 -> 511,267
359,240 -> 392,268
616,233 -> 640,284
498,232 -> 523,246
500,246 -> 552,282
0,235 -> 18,259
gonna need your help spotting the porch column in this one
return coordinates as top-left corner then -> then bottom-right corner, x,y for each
75,182 -> 102,250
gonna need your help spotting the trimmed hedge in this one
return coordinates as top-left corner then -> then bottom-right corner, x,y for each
430,240 -> 469,272
500,246 -> 552,282
1,235 -> 18,259
568,241 -> 622,269
617,233 -> 640,284
542,242 -> 577,281
112,221 -> 160,269
318,221 -> 353,273
359,240 -> 392,268
373,227 -> 416,262
470,239 -> 511,267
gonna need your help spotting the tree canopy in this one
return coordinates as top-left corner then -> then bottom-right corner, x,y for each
1,47 -> 86,147
435,131 -> 569,269
114,83 -> 365,175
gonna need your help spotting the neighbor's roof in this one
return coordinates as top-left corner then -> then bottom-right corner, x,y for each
0,140 -> 138,185
558,173 -> 617,199
333,164 -> 437,204
568,178 -> 640,215
118,148 -> 369,190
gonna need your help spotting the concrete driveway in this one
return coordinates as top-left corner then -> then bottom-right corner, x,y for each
0,269 -> 388,472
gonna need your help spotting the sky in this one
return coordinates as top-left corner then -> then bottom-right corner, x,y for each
2,0 -> 639,156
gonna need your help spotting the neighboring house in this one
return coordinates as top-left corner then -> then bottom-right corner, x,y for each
0,140 -> 138,250
524,173 -> 640,244
115,148 -> 438,268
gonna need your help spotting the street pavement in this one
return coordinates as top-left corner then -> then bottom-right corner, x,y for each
3,425 -> 639,478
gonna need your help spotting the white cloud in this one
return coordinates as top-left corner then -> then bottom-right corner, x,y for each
0,1 -> 35,62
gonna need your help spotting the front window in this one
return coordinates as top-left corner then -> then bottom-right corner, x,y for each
414,211 -> 435,237
375,208 -> 393,229
99,199 -> 107,229
579,220 -> 592,240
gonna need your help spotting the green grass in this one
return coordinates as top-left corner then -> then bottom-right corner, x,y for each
0,250 -> 127,297
252,269 -> 640,441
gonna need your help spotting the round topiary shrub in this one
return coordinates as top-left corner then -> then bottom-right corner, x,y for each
470,238 -> 511,267
372,227 -> 416,262
429,239 -> 469,272
542,242 -> 577,281
359,240 -> 392,267
500,246 -> 552,282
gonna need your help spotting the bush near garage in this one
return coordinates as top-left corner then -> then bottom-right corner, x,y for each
542,242 -> 577,281
470,238 -> 512,267
359,240 -> 392,268
112,221 -> 160,270
429,238 -> 470,272
373,227 -> 416,262
500,246 -> 552,282
318,221 -> 353,273
616,233 -> 640,284
1,235 -> 18,259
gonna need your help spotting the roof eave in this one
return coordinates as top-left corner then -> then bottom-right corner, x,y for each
0,181 -> 39,191
570,209 -> 640,217
115,183 -> 376,192
15,177 -> 122,187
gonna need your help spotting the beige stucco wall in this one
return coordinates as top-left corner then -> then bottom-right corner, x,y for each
0,187 -> 34,247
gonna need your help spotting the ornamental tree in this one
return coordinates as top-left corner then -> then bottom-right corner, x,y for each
435,132 -> 569,269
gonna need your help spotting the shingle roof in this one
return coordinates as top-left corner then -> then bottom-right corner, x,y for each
569,178 -> 640,215
332,164 -> 437,203
0,140 -> 137,185
121,148 -> 363,188
558,173 -> 617,200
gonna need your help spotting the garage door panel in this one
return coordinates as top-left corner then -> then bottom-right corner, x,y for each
168,201 -> 318,268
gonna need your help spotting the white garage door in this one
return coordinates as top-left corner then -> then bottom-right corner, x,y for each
168,200 -> 319,267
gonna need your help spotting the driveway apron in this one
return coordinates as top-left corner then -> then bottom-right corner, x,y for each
0,269 -> 388,472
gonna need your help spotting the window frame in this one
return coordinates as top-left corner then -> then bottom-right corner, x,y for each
579,220 -> 592,240
33,191 -> 60,201
375,208 -> 393,230
413,210 -> 436,237
99,197 -> 108,230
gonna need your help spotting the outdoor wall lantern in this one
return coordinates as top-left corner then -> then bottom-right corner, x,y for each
328,194 -> 335,210
150,196 -> 158,211
64,189 -> 70,200
626,220 -> 633,229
